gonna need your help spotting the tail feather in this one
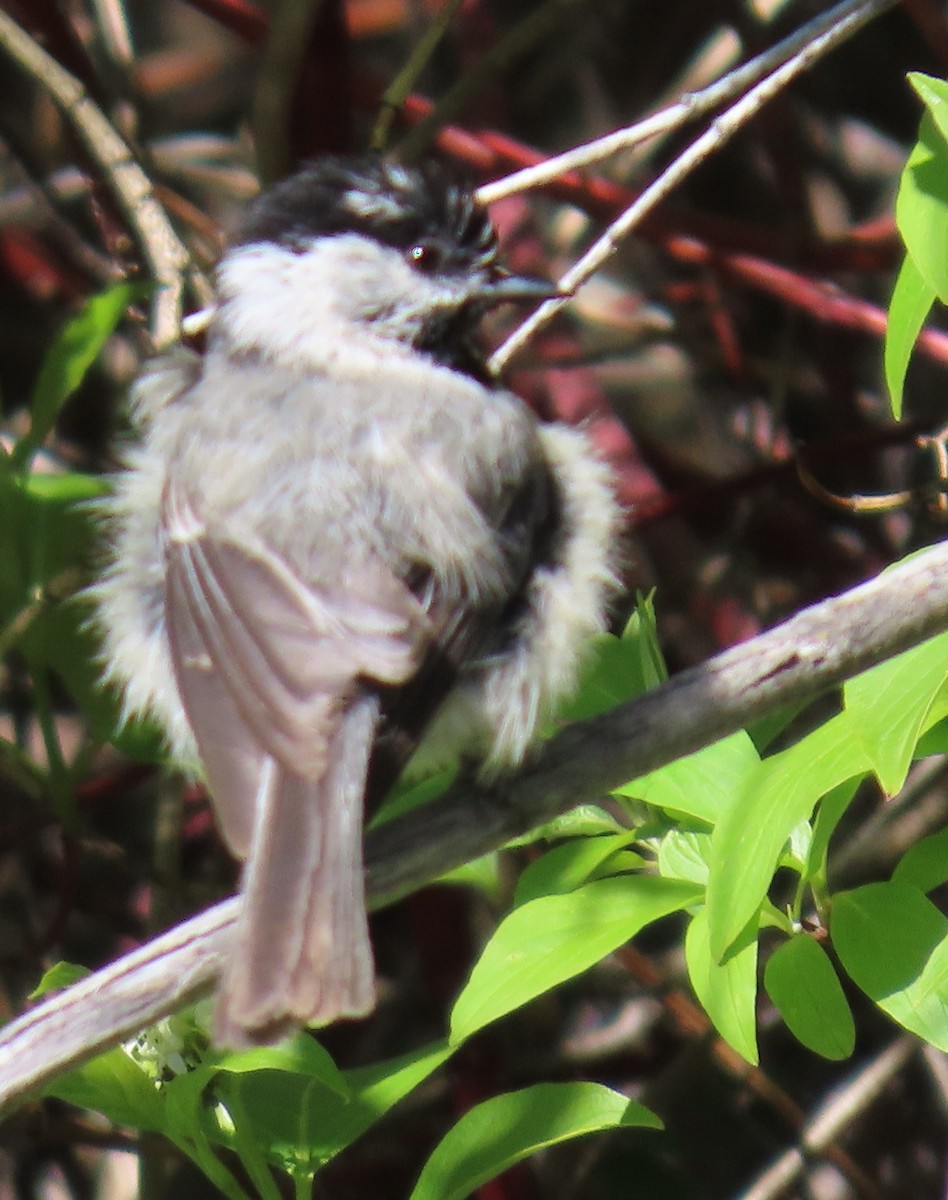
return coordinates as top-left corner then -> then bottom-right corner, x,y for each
213,697 -> 378,1046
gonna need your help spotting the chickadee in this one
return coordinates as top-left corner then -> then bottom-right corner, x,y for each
93,156 -> 621,1047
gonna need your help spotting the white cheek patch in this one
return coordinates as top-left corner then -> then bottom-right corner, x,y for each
216,237 -> 468,370
217,245 -> 329,368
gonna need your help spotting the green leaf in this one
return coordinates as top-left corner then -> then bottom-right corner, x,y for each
228,1040 -> 453,1174
909,72 -> 948,144
370,765 -> 456,828
707,712 -> 868,961
218,1077 -> 285,1200
16,283 -> 142,468
916,715 -> 948,757
505,805 -> 625,846
764,935 -> 855,1060
0,474 -> 100,620
832,881 -> 948,1051
658,830 -> 713,886
29,960 -> 90,997
685,908 -> 758,1064
896,111 -> 948,302
438,851 -> 504,900
163,1068 -> 253,1200
884,254 -> 935,418
451,876 -> 700,1043
208,1032 -> 349,1097
514,831 -> 642,905
748,701 -> 811,754
618,731 -> 760,825
44,1047 -> 165,1132
558,596 -> 665,723
893,825 -> 948,893
408,1083 -> 661,1200
844,630 -> 948,794
805,778 -> 861,887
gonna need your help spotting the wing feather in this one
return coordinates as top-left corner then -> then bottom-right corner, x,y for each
161,481 -> 430,1041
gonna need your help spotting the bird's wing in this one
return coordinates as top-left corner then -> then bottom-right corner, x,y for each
368,451 -> 556,794
162,480 -> 428,850
160,480 -> 429,1041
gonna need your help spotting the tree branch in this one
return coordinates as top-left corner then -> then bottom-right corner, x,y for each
0,7 -> 212,345
488,0 -> 901,373
2,539 -> 947,1110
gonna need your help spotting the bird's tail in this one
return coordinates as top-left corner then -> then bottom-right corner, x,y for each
213,697 -> 378,1047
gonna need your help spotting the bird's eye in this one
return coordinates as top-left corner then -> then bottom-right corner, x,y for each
407,242 -> 443,273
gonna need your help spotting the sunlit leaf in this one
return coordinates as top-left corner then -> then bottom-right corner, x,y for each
514,830 -> 642,905
451,876 -> 700,1043
707,711 -> 868,961
884,254 -> 935,419
844,630 -> 948,794
893,825 -> 948,894
686,908 -> 758,1064
833,881 -> 948,1051
618,731 -> 760,825
764,935 -> 855,1060
409,1083 -> 661,1200
896,112 -> 948,301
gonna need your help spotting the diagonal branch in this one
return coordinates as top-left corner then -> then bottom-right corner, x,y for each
0,7 -> 212,346
487,0 -> 901,373
2,538 -> 948,1111
476,0 -> 896,205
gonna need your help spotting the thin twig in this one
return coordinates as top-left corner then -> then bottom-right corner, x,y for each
487,0 -> 901,373
370,0 -> 466,152
476,0 -> 889,205
2,537 -> 948,1109
0,8 -> 212,346
736,1037 -> 917,1200
90,0 -> 135,70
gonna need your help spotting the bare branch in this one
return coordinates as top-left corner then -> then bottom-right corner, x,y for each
476,0 -> 893,206
487,0 -> 901,373
0,8 -> 212,345
737,1038 -> 917,1200
2,538 -> 948,1110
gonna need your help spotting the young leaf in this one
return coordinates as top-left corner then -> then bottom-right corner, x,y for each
16,282 -> 143,468
685,908 -> 759,1064
513,830 -> 642,905
832,881 -> 948,1051
909,72 -> 948,144
707,712 -> 868,962
895,112 -> 948,302
893,825 -> 948,894
451,875 -> 700,1043
805,778 -> 861,887
223,1040 -> 454,1174
658,830 -> 713,885
207,1032 -> 349,1097
884,254 -> 935,419
557,595 -> 665,722
162,1068 -> 255,1200
844,629 -> 948,795
30,961 -> 90,997
764,935 -> 855,1060
43,1047 -> 165,1132
618,731 -> 760,825
408,1083 -> 661,1200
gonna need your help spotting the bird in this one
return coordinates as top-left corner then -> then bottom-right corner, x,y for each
91,154 -> 622,1047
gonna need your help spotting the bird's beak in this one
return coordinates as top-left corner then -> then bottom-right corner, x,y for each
469,270 -> 561,309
